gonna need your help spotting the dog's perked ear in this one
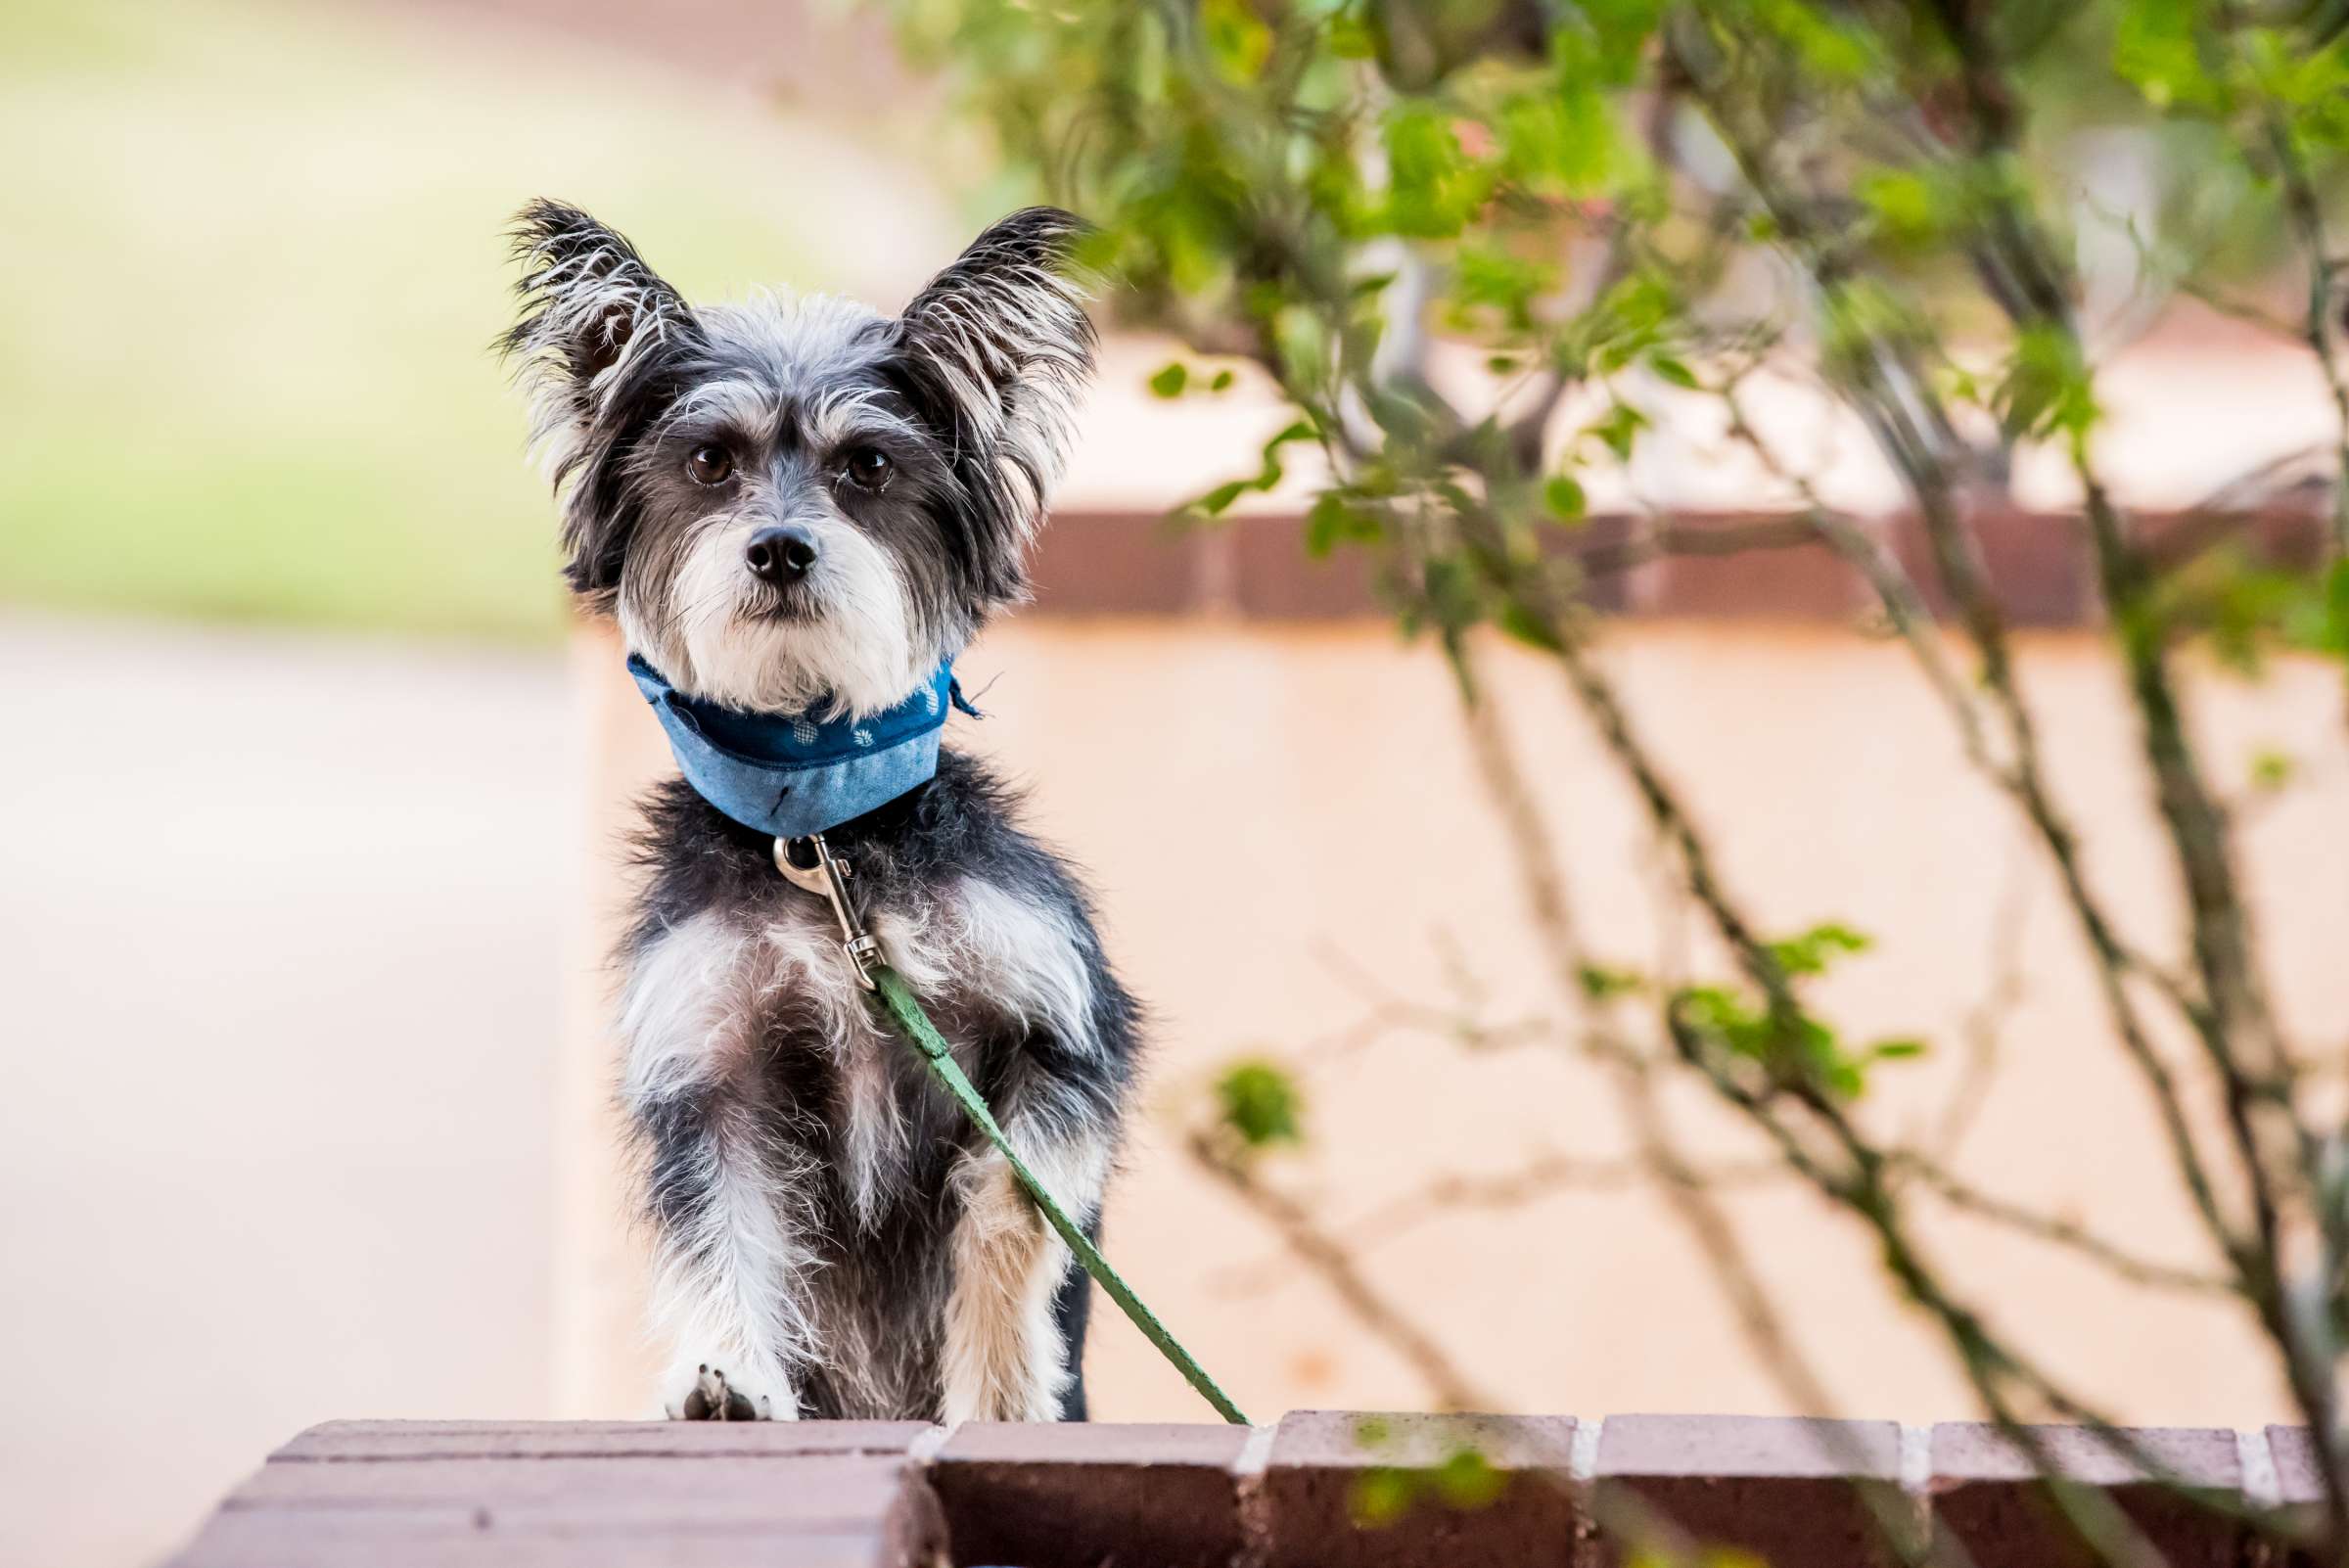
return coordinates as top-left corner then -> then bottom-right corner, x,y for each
500,200 -> 705,599
891,208 -> 1097,589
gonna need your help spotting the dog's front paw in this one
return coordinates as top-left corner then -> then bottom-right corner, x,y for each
663,1360 -> 795,1421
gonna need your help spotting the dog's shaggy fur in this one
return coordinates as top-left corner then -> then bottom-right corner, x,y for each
504,201 -> 1137,1422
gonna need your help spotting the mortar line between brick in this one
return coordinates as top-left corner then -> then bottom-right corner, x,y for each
905,1423 -> 956,1467
1232,1423 -> 1278,1568
2238,1426 -> 2280,1514
1568,1418 -> 1605,1568
1898,1424 -> 1931,1496
1898,1422 -> 1933,1559
1231,1423 -> 1276,1479
1570,1415 -> 1604,1485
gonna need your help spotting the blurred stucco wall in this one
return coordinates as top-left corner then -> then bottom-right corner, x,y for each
559,614 -> 2349,1428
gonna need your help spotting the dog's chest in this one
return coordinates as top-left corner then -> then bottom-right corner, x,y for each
620,873 -> 1097,1219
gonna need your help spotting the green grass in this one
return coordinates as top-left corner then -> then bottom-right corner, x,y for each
0,0 -> 936,641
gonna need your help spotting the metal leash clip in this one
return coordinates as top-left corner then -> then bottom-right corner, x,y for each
773,833 -> 882,992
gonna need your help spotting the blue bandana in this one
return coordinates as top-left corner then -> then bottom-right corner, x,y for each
627,654 -> 972,839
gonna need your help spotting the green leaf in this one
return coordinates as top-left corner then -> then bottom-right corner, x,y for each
2115,0 -> 2219,112
1200,0 -> 1273,81
2175,555 -> 2296,673
1352,1467 -> 1418,1527
1674,962 -> 1892,1101
1264,418 -> 1319,453
1695,1549 -> 1771,1568
1768,921 -> 1872,978
1305,490 -> 1381,556
1383,100 -> 1494,238
1855,166 -> 1943,250
1585,401 -> 1649,462
1497,599 -> 1564,653
1451,244 -> 1556,332
1215,1060 -> 1304,1148
1431,1448 -> 1506,1509
1186,422 -> 1317,520
1994,324 -> 2099,451
1209,368 -> 1236,392
1194,478 -> 1252,516
2286,559 -> 2349,659
1543,474 -> 1588,523
1347,1448 -> 1504,1529
1498,72 -> 1615,196
1326,11 -> 1378,60
2249,749 -> 2296,792
1577,963 -> 1642,999
1751,0 -> 1877,82
1646,352 -> 1699,390
1149,361 -> 1189,398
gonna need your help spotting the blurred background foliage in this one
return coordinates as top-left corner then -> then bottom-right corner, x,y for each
917,0 -> 2347,727
881,0 -> 2349,1550
16,0 -> 2339,645
0,0 -> 868,639
889,0 -> 2348,518
886,0 -> 2349,1119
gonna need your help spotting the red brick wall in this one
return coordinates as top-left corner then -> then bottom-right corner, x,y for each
1027,507 -> 2327,625
171,1413 -> 2301,1566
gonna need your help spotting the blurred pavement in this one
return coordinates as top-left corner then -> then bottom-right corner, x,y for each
0,615 -> 574,1568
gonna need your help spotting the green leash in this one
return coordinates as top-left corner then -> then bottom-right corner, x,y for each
871,966 -> 1250,1424
773,834 -> 1251,1426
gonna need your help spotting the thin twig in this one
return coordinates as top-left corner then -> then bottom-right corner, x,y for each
1347,1148 -> 1788,1244
1450,643 -> 1868,1426
1895,1157 -> 2234,1295
2263,110 -> 2349,558
1928,848 -> 2032,1161
1184,1130 -> 1497,1412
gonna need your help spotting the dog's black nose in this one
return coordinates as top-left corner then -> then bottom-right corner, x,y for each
744,525 -> 818,585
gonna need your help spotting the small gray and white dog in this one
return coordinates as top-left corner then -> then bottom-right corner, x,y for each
503,202 -> 1138,1422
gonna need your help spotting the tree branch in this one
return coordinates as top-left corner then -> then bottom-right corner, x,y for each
1184,1130 -> 1497,1412
1894,1156 -> 2234,1296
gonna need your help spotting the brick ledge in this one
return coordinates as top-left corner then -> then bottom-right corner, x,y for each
165,1411 -> 2311,1567
1029,506 -> 2328,626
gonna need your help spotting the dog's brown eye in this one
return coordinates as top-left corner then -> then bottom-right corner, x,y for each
687,445 -> 733,485
843,446 -> 891,490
